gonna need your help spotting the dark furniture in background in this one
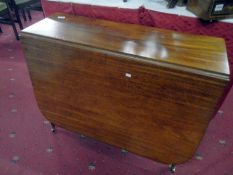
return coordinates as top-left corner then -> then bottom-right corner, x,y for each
21,13 -> 230,173
167,0 -> 179,8
26,0 -> 44,20
0,0 -> 44,40
8,0 -> 40,29
187,0 -> 233,21
0,0 -> 19,39
167,0 -> 187,8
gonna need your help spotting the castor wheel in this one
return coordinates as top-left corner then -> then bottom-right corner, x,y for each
50,123 -> 56,133
169,164 -> 176,173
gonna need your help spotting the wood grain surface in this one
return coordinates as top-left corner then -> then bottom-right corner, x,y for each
21,14 -> 230,165
21,13 -> 229,76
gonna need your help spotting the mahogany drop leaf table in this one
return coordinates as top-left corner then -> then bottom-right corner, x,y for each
21,13 -> 230,173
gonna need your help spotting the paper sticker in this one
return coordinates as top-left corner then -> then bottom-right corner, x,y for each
57,16 -> 66,19
214,4 -> 224,12
125,73 -> 132,78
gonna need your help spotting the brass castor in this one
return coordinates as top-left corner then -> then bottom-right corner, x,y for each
51,123 -> 56,133
169,164 -> 176,173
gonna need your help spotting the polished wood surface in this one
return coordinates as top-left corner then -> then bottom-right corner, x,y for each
21,14 -> 230,165
21,13 -> 229,76
187,0 -> 233,20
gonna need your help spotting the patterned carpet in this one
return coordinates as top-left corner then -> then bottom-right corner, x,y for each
0,11 -> 233,175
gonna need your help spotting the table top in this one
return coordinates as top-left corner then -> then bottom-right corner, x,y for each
21,13 -> 230,79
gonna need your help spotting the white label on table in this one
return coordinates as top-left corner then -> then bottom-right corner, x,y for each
125,73 -> 132,78
214,4 -> 224,12
57,16 -> 66,19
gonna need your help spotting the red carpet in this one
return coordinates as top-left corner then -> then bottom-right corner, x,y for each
0,10 -> 233,175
